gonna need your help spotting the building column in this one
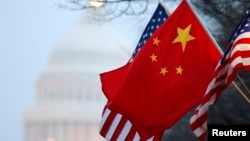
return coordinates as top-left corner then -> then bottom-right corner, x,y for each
78,122 -> 85,141
57,121 -> 63,141
24,122 -> 32,141
62,122 -> 68,141
68,121 -> 74,141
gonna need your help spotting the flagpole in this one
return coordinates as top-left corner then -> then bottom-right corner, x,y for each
158,0 -> 171,15
236,74 -> 250,96
232,81 -> 250,104
186,0 -> 250,103
185,0 -> 223,54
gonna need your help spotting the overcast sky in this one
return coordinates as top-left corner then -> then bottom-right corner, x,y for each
0,1 -> 181,141
0,1 -> 84,140
0,0 -> 139,141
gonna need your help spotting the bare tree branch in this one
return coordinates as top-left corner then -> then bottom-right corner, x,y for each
57,0 -> 149,19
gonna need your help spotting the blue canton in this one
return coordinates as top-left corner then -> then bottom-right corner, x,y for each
130,4 -> 169,61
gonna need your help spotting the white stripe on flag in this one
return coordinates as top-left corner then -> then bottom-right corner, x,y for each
105,113 -> 122,140
242,57 -> 250,66
232,44 -> 250,55
190,94 -> 216,123
233,32 -> 250,43
117,121 -> 132,141
146,136 -> 154,141
231,56 -> 244,69
99,108 -> 111,131
193,121 -> 207,137
133,132 -> 140,141
204,78 -> 216,95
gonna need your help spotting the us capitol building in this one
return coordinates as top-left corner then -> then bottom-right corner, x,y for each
23,1 -> 132,141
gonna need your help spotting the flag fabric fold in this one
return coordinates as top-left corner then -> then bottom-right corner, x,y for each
190,5 -> 250,141
100,0 -> 222,140
100,3 -> 169,140
101,3 -> 168,102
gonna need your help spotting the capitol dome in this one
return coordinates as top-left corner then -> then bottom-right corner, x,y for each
23,5 -> 133,141
47,12 -> 132,73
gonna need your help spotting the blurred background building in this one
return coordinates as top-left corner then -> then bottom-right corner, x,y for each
23,1 -> 132,141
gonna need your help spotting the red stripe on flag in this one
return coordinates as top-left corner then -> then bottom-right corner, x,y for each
100,109 -> 115,138
125,125 -> 138,141
110,116 -> 127,141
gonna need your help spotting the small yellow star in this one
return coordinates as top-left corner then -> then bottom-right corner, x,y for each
153,37 -> 160,46
176,66 -> 183,75
172,24 -> 195,52
150,53 -> 158,62
160,67 -> 168,76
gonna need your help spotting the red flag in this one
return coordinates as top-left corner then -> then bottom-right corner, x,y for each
100,0 -> 221,140
100,4 -> 169,140
101,3 -> 169,102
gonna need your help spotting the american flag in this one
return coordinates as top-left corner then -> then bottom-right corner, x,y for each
129,4 -> 168,61
99,4 -> 169,141
190,6 -> 250,141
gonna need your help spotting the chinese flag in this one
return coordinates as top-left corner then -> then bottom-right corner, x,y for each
100,0 -> 221,139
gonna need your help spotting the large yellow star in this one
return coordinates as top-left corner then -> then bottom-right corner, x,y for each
176,66 -> 183,75
172,24 -> 195,52
150,53 -> 158,62
153,37 -> 160,46
160,67 -> 168,76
